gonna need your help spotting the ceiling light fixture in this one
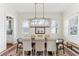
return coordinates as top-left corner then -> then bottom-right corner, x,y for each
35,3 -> 37,18
34,3 -> 45,19
43,3 -> 44,18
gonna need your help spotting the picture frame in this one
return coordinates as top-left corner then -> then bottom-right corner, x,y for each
35,27 -> 45,34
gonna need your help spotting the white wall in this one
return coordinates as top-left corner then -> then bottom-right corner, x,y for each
17,12 -> 63,39
63,4 -> 79,44
5,5 -> 18,44
0,4 -> 6,52
0,4 -> 18,52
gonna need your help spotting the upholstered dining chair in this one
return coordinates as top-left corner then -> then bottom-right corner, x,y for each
22,39 -> 32,56
35,40 -> 45,56
47,40 -> 56,56
16,38 -> 23,55
56,39 -> 64,55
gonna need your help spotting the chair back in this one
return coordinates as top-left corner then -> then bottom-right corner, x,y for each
35,40 -> 45,51
47,40 -> 56,51
22,39 -> 32,51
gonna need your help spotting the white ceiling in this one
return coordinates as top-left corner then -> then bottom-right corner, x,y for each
5,3 -> 74,13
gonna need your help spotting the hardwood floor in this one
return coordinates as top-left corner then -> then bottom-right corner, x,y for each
16,47 -> 79,56
0,43 -> 78,56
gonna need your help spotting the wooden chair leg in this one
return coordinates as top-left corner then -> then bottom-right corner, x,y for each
35,51 -> 37,56
44,50 -> 47,56
51,51 -> 53,55
23,51 -> 24,56
54,51 -> 56,56
46,51 -> 48,56
63,47 -> 65,54
47,51 -> 48,56
30,51 -> 32,56
43,51 -> 44,56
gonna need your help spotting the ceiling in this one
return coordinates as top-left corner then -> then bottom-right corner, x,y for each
5,3 -> 74,13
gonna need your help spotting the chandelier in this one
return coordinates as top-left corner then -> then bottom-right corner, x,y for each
34,3 -> 45,18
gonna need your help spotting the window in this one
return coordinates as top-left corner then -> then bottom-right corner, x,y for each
22,20 -> 29,33
6,16 -> 13,35
51,20 -> 57,34
68,16 -> 78,35
31,18 -> 49,26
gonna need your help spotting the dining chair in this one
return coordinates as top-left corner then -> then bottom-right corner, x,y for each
22,39 -> 32,56
47,40 -> 56,56
35,40 -> 45,56
56,39 -> 64,55
16,38 -> 23,55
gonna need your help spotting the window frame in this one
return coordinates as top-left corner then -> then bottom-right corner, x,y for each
51,20 -> 57,34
